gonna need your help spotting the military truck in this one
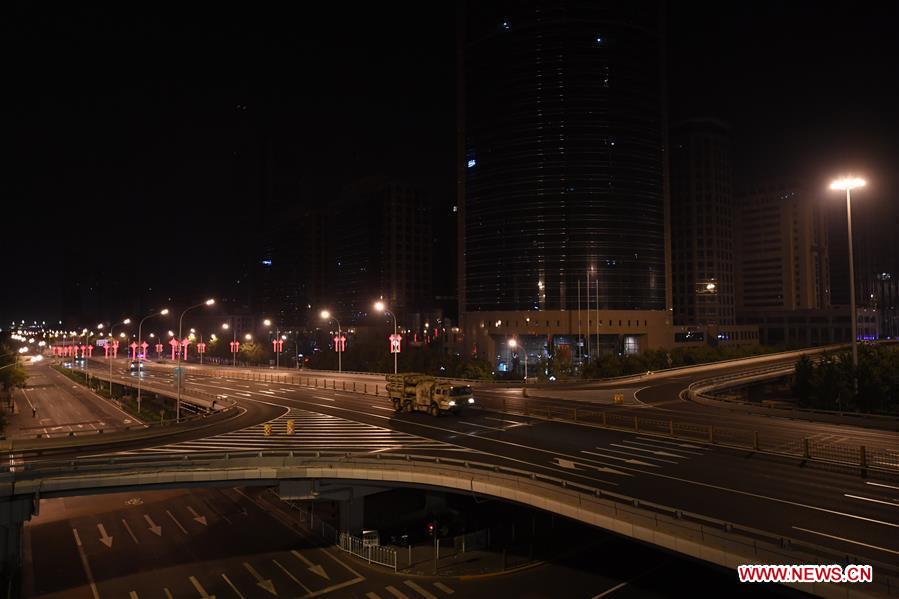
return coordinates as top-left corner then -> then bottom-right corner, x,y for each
385,373 -> 474,416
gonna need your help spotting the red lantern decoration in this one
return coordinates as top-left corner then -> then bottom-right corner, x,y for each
129,342 -> 138,359
112,341 -> 120,358
140,342 -> 149,358
272,339 -> 283,352
333,335 -> 346,352
168,338 -> 179,360
230,340 -> 240,353
197,342 -> 206,354
181,338 -> 191,360
389,333 -> 402,354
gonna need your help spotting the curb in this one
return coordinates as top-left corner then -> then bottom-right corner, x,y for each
456,559 -> 546,580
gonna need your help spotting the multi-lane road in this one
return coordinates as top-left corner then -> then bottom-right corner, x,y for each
49,357 -> 898,569
15,355 -> 899,597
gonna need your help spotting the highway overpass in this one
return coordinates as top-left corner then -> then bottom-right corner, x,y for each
4,354 -> 898,597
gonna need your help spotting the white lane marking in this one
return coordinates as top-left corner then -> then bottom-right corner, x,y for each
72,529 -> 100,599
593,581 -> 628,598
554,457 -> 631,477
129,592 -> 139,599
403,580 -> 438,599
385,586 -> 409,599
313,396 -> 336,402
166,510 -> 188,534
189,575 -> 214,598
456,421 -> 504,430
867,481 -> 899,491
222,574 -> 245,598
845,494 -> 899,508
635,436 -> 707,450
121,519 -> 139,544
273,558 -> 311,593
433,581 -> 454,595
484,416 -> 527,426
582,450 -> 660,468
366,593 -> 382,599
792,526 -> 899,556
606,444 -> 681,462
164,589 -> 174,599
370,405 -> 395,411
625,440 -> 704,455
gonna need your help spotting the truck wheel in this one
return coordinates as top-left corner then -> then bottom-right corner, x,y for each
403,400 -> 413,413
393,398 -> 401,412
429,403 -> 440,417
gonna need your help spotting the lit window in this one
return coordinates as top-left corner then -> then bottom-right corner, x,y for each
501,20 -> 511,31
467,159 -> 477,168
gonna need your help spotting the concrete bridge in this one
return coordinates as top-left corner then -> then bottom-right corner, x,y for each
2,450 -> 897,598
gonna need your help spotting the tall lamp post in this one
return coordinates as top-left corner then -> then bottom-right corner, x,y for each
223,320 -> 238,366
108,318 -> 131,395
263,319 -> 284,369
176,299 -> 215,422
320,310 -> 343,373
136,308 -> 169,415
374,301 -> 398,374
508,338 -> 528,381
830,176 -> 866,393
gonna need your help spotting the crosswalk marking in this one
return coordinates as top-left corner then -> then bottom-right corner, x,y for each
386,585 -> 409,599
403,580 -> 439,599
114,407 -> 459,455
433,581 -> 455,595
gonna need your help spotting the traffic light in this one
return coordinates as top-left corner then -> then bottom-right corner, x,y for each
426,521 -> 436,537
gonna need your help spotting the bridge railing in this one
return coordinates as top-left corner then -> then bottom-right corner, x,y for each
4,449 -> 897,596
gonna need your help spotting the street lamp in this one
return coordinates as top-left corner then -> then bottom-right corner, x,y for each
320,310 -> 343,373
106,318 -> 131,396
830,176 -> 866,391
374,301 -> 398,374
508,338 -> 528,381
263,318 -> 284,369
176,299 -> 214,422
136,308 -> 169,415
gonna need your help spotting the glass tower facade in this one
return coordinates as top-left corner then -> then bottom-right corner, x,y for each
462,0 -> 668,313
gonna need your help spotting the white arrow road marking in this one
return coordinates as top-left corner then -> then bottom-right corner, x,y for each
167,510 -> 188,534
97,523 -> 113,548
243,562 -> 277,596
291,549 -> 330,580
187,506 -> 208,526
272,559 -> 311,593
581,449 -> 659,468
189,575 -> 216,598
144,514 -> 162,536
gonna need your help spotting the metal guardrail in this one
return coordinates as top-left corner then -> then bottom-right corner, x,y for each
4,450 -> 897,596
338,532 -> 398,571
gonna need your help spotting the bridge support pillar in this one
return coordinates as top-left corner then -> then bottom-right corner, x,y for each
0,495 -> 37,586
339,497 -> 364,534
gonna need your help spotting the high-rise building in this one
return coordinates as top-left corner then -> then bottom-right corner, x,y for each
735,183 -> 830,313
458,0 -> 671,364
329,177 -> 434,325
670,118 -> 735,326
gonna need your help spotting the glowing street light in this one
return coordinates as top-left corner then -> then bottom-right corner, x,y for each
374,300 -> 399,374
175,299 -> 215,421
830,176 -> 866,389
137,308 -> 171,414
320,310 -> 343,372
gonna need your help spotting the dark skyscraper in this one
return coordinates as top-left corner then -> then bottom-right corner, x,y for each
459,1 -> 671,362
670,118 -> 736,326
329,177 -> 434,325
460,0 -> 668,315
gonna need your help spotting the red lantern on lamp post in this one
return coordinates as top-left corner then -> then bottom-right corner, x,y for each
155,342 -> 164,356
169,338 -> 178,360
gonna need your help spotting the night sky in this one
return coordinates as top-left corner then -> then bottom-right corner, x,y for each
3,2 -> 897,324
